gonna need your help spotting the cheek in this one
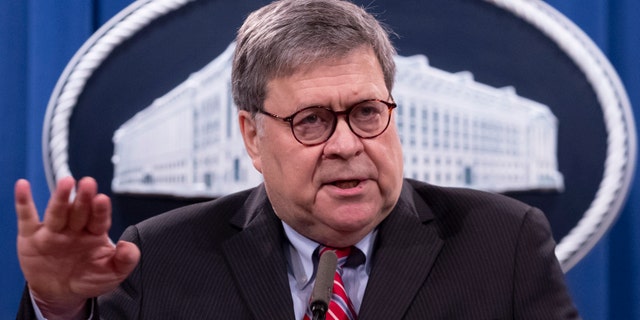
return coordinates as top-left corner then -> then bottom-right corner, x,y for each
259,137 -> 318,191
371,137 -> 404,192
256,126 -> 288,172
385,129 -> 404,175
380,158 -> 403,196
375,131 -> 403,167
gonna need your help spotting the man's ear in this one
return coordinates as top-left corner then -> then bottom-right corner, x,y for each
238,110 -> 263,173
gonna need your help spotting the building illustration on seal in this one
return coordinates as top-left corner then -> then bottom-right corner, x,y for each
111,42 -> 564,198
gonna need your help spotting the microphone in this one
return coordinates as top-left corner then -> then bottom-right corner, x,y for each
309,250 -> 337,320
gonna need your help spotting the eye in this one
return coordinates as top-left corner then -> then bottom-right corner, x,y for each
293,109 -> 317,125
351,103 -> 383,121
298,113 -> 320,125
356,106 -> 378,116
292,107 -> 333,127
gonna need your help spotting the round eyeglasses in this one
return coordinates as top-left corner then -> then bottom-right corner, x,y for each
258,98 -> 397,146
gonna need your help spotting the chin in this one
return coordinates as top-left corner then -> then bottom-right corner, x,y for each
329,213 -> 379,233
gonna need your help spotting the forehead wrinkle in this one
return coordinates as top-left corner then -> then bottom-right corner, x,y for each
265,47 -> 386,112
272,77 -> 385,112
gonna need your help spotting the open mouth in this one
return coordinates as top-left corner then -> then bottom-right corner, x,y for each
332,180 -> 360,189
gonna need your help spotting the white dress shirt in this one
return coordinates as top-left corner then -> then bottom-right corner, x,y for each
282,222 -> 376,320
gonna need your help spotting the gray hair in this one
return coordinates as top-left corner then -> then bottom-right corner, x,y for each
231,0 -> 397,113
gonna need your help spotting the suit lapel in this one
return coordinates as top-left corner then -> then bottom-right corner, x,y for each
221,186 -> 295,320
219,182 -> 443,319
359,182 -> 444,319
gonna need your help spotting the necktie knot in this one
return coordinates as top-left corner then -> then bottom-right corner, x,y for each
319,246 -> 351,269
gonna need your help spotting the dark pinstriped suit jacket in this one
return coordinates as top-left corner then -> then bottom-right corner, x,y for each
18,179 -> 579,319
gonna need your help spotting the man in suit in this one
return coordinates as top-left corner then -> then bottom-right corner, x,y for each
15,0 -> 579,318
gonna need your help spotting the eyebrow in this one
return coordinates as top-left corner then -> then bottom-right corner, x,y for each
298,96 -> 389,111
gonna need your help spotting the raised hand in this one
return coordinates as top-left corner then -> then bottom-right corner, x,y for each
15,176 -> 140,319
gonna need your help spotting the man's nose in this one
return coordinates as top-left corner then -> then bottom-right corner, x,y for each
322,118 -> 363,159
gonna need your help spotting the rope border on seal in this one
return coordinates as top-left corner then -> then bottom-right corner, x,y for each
42,0 -> 193,191
43,0 -> 637,271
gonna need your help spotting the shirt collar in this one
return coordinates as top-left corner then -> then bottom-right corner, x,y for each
281,222 -> 377,290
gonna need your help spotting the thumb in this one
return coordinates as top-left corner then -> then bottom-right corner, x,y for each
112,241 -> 140,277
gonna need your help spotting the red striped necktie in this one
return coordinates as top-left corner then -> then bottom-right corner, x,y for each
304,246 -> 358,320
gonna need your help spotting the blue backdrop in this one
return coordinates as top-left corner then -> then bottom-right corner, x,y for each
1,1 -> 638,318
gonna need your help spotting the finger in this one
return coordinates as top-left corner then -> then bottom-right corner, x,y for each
113,241 -> 141,277
15,179 -> 40,236
86,193 -> 112,235
43,176 -> 76,232
68,177 -> 98,232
